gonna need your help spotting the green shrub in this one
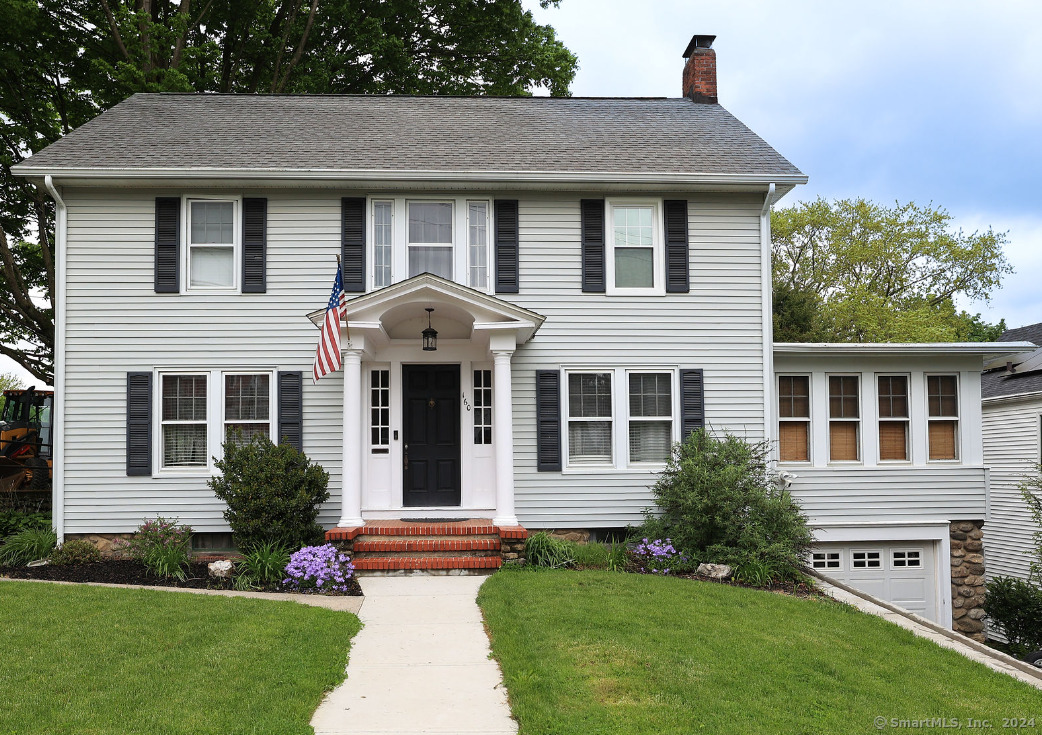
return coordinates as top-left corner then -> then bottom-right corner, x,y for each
234,541 -> 291,590
638,429 -> 813,583
983,576 -> 1042,657
210,435 -> 330,551
0,510 -> 50,539
524,532 -> 576,568
0,527 -> 57,565
1017,470 -> 1042,584
120,517 -> 193,580
49,539 -> 102,565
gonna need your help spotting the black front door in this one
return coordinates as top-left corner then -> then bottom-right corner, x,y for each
402,364 -> 461,507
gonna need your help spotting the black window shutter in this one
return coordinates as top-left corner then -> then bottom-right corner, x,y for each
341,198 -> 366,293
242,198 -> 267,293
680,369 -> 705,438
536,370 -> 562,471
278,371 -> 303,451
580,199 -> 605,293
154,197 -> 180,293
664,199 -> 690,293
494,199 -> 519,294
126,372 -> 152,476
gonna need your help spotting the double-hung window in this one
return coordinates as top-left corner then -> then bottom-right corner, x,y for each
161,374 -> 208,469
468,202 -> 490,291
877,375 -> 909,461
567,373 -> 614,466
778,375 -> 810,462
628,373 -> 673,464
606,199 -> 663,295
407,201 -> 454,279
828,375 -> 860,461
372,201 -> 393,289
224,374 -> 272,445
186,198 -> 239,291
927,375 -> 959,460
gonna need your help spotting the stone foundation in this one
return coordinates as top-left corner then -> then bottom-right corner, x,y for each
545,529 -> 591,544
501,536 -> 525,562
950,520 -> 987,643
65,533 -> 134,557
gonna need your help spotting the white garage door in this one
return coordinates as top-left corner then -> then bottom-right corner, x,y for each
811,541 -> 939,623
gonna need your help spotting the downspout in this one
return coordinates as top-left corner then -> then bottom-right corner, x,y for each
760,183 -> 776,451
43,175 -> 66,544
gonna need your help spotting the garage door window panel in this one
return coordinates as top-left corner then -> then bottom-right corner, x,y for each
852,550 -> 882,569
811,551 -> 841,571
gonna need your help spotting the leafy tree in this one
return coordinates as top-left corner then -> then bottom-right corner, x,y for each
772,284 -> 823,343
0,371 -> 25,416
771,198 -> 1012,342
955,312 -> 1007,342
0,0 -> 578,382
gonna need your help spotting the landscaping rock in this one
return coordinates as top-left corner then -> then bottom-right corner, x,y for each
696,563 -> 732,580
27,559 -> 49,567
208,560 -> 234,579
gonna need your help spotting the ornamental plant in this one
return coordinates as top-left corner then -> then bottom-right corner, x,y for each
283,544 -> 354,594
630,538 -> 688,575
118,517 -> 194,580
210,435 -> 330,552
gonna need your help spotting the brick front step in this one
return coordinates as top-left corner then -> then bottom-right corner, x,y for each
353,537 -> 501,553
353,556 -> 503,571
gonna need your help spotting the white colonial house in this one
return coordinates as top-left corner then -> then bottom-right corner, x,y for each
11,34 -> 1027,637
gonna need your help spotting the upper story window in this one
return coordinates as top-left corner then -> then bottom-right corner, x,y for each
185,198 -> 239,292
369,197 -> 492,292
828,375 -> 860,462
927,375 -> 959,460
778,375 -> 810,462
606,199 -> 664,295
877,375 -> 909,461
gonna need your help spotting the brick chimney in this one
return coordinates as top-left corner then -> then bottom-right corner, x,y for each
682,35 -> 717,103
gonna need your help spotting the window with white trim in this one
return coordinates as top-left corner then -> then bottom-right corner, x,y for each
567,372 -> 613,466
891,549 -> 922,568
474,369 -> 492,445
370,369 -> 390,453
468,201 -> 489,291
811,551 -> 841,571
828,375 -> 860,462
778,375 -> 810,462
408,200 -> 454,279
851,550 -> 882,569
185,198 -> 239,291
161,374 -> 208,468
927,375 -> 959,461
628,373 -> 673,463
224,373 -> 272,445
372,201 -> 393,289
877,375 -> 909,462
607,199 -> 663,294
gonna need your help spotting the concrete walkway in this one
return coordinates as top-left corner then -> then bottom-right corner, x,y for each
311,575 -> 517,735
820,581 -> 1042,690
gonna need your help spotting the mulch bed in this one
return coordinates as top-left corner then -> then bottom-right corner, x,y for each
0,559 -> 363,596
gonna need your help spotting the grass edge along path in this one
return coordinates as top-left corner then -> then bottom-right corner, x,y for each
0,580 -> 360,735
478,570 -> 1042,735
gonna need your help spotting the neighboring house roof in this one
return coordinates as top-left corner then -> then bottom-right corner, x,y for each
982,323 -> 1042,400
11,93 -> 806,185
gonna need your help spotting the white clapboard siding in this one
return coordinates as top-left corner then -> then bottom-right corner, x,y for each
982,396 -> 1042,582
788,466 -> 987,525
61,189 -> 767,533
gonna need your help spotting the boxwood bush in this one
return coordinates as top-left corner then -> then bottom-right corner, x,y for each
210,435 -> 330,552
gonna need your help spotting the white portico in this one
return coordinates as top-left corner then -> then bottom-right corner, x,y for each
311,274 -> 544,529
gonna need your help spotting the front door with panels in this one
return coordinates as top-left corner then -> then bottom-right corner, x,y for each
402,364 -> 461,507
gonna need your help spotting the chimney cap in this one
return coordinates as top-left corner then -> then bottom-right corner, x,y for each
682,35 -> 716,58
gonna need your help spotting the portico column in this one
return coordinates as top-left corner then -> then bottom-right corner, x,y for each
338,348 -> 365,528
491,348 -> 519,527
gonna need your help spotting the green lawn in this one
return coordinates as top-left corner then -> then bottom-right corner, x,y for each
479,570 -> 1042,735
0,581 -> 360,735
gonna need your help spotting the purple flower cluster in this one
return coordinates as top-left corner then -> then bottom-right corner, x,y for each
283,544 -> 355,593
631,538 -> 687,575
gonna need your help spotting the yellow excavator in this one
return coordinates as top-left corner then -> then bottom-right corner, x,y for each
0,387 -> 53,493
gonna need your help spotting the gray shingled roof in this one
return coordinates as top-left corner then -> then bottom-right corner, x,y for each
13,93 -> 805,180
983,323 -> 1042,399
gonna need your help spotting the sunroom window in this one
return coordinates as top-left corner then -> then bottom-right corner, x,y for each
187,199 -> 236,290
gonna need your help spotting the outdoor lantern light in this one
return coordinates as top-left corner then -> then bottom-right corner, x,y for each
422,307 -> 438,351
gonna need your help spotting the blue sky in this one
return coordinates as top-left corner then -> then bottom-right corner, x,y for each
527,0 -> 1042,329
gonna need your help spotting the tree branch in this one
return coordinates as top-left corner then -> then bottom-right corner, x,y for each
99,0 -> 133,62
275,0 -> 319,93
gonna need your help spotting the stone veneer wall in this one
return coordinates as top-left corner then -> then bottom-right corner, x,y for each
950,520 -> 987,642
501,537 -> 525,562
66,533 -> 134,556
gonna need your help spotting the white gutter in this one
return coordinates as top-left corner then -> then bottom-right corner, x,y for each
774,341 -> 1035,356
12,166 -> 808,186
43,175 -> 66,544
760,183 -> 776,449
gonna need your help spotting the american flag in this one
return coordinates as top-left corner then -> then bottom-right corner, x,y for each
313,263 -> 346,383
